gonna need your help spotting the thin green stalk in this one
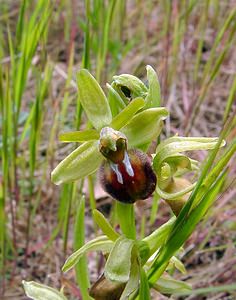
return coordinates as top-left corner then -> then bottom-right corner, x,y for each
149,192 -> 160,226
25,62 -> 52,262
140,214 -> 146,240
116,202 -> 136,240
82,0 -> 91,69
193,0 -> 210,82
96,0 -> 116,82
186,8 -> 236,133
0,182 -> 5,296
61,44 -> 75,126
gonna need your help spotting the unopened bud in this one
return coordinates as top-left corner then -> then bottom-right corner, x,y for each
112,74 -> 148,103
164,178 -> 192,216
89,274 -> 125,300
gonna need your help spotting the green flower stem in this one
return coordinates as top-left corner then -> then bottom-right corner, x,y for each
116,202 -> 136,240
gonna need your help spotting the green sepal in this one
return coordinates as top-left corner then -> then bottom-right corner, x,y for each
145,65 -> 161,108
105,236 -> 134,283
51,141 -> 103,185
77,69 -> 112,130
59,129 -> 99,142
22,281 -> 68,300
122,108 -> 168,148
62,236 -> 113,273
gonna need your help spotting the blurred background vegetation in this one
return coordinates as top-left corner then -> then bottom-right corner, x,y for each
0,0 -> 235,299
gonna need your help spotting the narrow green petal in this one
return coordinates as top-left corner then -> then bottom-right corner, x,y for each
77,69 -> 112,129
122,108 -> 168,148
51,141 -> 103,185
110,97 -> 145,130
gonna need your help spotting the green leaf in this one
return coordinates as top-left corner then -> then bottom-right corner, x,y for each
122,108 -> 168,148
93,209 -> 120,241
145,65 -> 161,108
51,141 -> 103,185
105,236 -> 134,282
77,69 -> 112,130
62,236 -> 113,273
139,268 -> 150,300
22,281 -> 68,300
59,129 -> 99,142
154,276 -> 192,294
110,97 -> 145,130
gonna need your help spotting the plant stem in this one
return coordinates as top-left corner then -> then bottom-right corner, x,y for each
116,202 -> 136,240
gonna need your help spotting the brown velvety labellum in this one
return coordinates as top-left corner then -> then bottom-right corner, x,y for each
99,149 -> 157,204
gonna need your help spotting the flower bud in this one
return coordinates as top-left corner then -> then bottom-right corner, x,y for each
164,178 -> 192,216
89,274 -> 125,300
99,149 -> 157,204
111,74 -> 148,103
